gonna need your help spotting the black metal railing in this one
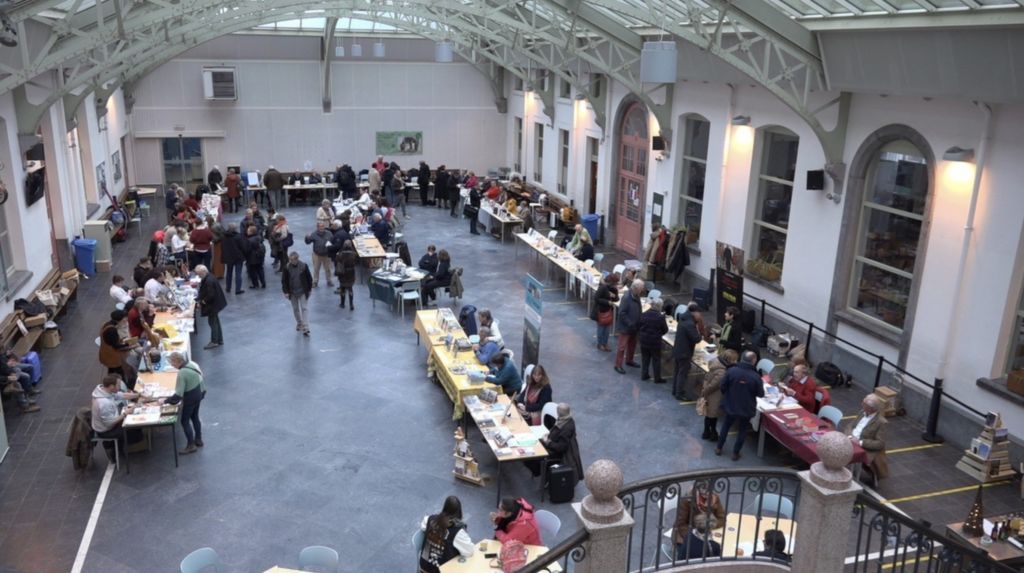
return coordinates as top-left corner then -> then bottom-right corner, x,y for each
744,291 -> 986,422
847,493 -> 1017,573
617,468 -> 801,571
518,528 -> 589,573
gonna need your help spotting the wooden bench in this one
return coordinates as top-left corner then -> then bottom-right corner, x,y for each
0,268 -> 79,357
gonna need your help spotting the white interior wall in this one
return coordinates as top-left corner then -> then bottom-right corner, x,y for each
131,58 -> 506,182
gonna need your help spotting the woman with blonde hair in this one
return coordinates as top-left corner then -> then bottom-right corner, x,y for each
516,364 -> 553,426
700,349 -> 738,441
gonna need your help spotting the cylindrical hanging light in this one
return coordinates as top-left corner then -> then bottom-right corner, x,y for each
640,41 -> 678,84
373,41 -> 385,58
351,42 -> 363,57
435,41 -> 454,63
334,44 -> 345,57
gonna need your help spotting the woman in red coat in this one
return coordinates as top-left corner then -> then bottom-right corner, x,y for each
492,497 -> 542,546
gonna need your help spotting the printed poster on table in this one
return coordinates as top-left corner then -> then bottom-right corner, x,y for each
715,241 -> 744,325
375,131 -> 423,155
522,274 -> 543,372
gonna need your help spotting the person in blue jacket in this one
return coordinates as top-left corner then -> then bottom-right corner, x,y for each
473,327 -> 501,365
715,350 -> 764,461
485,352 -> 522,397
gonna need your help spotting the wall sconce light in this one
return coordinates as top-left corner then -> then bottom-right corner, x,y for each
334,45 -> 345,57
434,41 -> 453,63
373,41 -> 385,58
350,43 -> 363,57
731,115 -> 751,126
942,146 -> 975,163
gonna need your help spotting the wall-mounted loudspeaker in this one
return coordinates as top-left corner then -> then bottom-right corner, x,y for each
652,136 -> 666,151
807,169 -> 825,190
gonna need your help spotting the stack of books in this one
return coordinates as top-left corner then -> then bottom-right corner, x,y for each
957,420 -> 1014,483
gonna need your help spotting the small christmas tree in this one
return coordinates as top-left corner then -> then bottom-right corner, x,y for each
962,484 -> 984,536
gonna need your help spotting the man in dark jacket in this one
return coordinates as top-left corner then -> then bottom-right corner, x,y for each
715,351 -> 764,460
196,265 -> 226,349
672,308 -> 703,400
304,221 -> 334,288
207,165 -> 223,192
244,226 -> 266,289
263,166 -> 284,210
327,221 -> 352,260
434,166 -> 449,210
417,161 -> 431,205
220,223 -> 248,295
281,252 -> 313,337
370,213 -> 390,247
614,279 -> 644,374
637,298 -> 668,384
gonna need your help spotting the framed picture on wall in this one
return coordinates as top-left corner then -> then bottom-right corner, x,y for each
96,162 -> 107,193
375,131 -> 423,155
112,151 -> 122,182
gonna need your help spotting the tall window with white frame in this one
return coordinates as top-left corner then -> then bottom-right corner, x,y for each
848,140 -> 928,331
749,128 -> 799,284
534,123 -> 544,183
559,75 -> 572,99
678,116 -> 709,246
514,117 -> 523,173
558,129 -> 569,195
1007,286 -> 1024,379
0,207 -> 12,295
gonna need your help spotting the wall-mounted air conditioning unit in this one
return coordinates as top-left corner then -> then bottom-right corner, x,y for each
202,67 -> 237,101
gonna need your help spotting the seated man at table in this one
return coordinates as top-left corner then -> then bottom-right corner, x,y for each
485,352 -> 522,397
753,529 -> 791,563
672,480 -> 726,550
110,275 -> 133,306
90,374 -> 138,461
845,394 -> 889,488
370,213 -> 391,247
484,179 -> 502,201
418,245 -> 439,275
473,327 -> 501,365
421,250 -> 452,305
782,364 -> 818,412
676,513 -> 721,560
565,224 -> 592,257
575,234 -> 595,262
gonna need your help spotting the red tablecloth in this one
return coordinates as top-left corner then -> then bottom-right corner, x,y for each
762,408 -> 869,466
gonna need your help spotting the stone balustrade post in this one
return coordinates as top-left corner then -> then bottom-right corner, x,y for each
791,431 -> 863,573
571,459 -> 636,573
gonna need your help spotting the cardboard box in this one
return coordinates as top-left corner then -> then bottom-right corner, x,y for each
1008,370 -> 1024,396
41,329 -> 60,348
95,260 -> 112,272
23,314 -> 46,328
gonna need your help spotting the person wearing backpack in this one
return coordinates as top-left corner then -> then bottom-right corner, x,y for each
418,496 -> 474,573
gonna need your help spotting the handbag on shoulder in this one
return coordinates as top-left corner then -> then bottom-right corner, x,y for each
696,397 -> 708,417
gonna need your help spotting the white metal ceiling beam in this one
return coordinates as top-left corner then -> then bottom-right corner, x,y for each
321,15 -> 337,113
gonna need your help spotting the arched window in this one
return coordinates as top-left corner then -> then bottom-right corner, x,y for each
677,115 -> 709,244
749,127 -> 799,284
847,140 -> 929,331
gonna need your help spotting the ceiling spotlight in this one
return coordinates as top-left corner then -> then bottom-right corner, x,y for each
731,115 -> 751,126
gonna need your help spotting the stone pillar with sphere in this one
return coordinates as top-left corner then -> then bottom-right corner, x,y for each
791,431 -> 863,573
571,459 -> 636,573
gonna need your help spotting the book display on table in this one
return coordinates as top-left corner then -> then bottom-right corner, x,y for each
956,412 -> 1014,482
452,427 -> 485,486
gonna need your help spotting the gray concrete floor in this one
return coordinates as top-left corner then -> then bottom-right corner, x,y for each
0,196 -> 1020,573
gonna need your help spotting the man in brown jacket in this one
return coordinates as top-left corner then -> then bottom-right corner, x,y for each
263,166 -> 284,210
845,394 -> 889,488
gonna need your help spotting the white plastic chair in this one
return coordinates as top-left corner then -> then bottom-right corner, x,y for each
298,545 -> 339,572
547,230 -> 558,241
584,259 -> 594,267
180,547 -> 221,573
535,509 -> 561,544
648,289 -> 662,301
523,364 -> 535,379
397,279 -> 422,318
412,529 -> 424,566
818,405 -> 843,429
540,401 -> 559,428
612,263 -> 626,276
744,493 -> 795,519
593,253 -> 605,270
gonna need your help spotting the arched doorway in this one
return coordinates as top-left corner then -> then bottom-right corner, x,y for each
614,102 -> 649,256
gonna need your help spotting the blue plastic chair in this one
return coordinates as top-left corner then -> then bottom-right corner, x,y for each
180,547 -> 221,573
412,529 -> 425,567
818,405 -> 843,429
298,545 -> 339,572
744,493 -> 794,519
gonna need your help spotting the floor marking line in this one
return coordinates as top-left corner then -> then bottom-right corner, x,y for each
679,400 -> 697,406
884,481 -> 1008,505
887,443 -> 944,454
71,463 -> 115,573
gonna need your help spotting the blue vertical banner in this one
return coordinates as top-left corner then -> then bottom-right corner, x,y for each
522,274 -> 544,370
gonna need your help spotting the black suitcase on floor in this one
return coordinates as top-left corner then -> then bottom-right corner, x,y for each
547,464 -> 576,503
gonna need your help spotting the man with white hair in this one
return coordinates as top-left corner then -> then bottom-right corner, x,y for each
613,279 -> 645,374
195,265 -> 226,349
168,351 -> 207,455
846,394 -> 889,487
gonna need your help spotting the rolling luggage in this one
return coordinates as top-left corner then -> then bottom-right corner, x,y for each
547,464 -> 576,503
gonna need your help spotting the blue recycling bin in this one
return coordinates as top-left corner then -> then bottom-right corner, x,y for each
582,213 -> 600,245
72,238 -> 97,276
